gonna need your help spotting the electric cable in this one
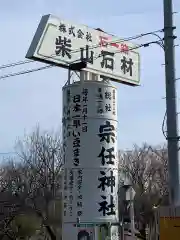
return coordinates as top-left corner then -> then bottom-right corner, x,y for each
0,152 -> 16,155
0,39 -> 163,80
0,60 -> 34,70
0,29 -> 164,71
0,65 -> 53,80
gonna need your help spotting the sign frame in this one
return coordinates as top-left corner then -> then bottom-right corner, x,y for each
26,14 -> 140,86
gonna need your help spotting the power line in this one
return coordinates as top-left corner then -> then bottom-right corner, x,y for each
0,60 -> 34,70
68,29 -> 164,53
94,39 -> 164,60
0,65 -> 53,80
0,152 -> 16,155
0,39 -> 163,80
0,29 -> 163,71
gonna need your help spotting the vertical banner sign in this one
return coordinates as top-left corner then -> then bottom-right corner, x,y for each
62,81 -> 119,224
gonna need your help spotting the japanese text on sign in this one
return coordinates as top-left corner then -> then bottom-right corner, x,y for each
63,169 -> 68,217
55,36 -> 134,74
71,88 -> 89,166
69,170 -> 74,217
76,169 -> 83,217
96,87 -> 116,115
26,14 -> 140,86
72,89 -> 88,133
97,120 -> 117,216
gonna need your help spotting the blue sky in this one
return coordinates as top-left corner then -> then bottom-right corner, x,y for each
0,0 -> 180,157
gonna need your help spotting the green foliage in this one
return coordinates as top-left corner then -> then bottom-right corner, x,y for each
11,213 -> 42,237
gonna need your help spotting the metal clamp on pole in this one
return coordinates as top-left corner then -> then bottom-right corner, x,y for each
68,61 -> 87,71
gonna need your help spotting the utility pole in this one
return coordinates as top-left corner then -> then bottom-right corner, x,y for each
163,0 -> 180,205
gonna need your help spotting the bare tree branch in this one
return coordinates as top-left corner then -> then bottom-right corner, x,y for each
119,143 -> 168,236
0,126 -> 63,240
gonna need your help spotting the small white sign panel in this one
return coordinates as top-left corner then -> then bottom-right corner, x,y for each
111,225 -> 120,240
26,14 -> 140,86
62,223 -> 95,240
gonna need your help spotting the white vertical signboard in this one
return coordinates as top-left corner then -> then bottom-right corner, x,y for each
62,81 -> 119,224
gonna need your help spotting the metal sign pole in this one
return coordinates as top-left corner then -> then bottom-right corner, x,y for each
68,69 -> 71,85
26,14 -> 140,240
